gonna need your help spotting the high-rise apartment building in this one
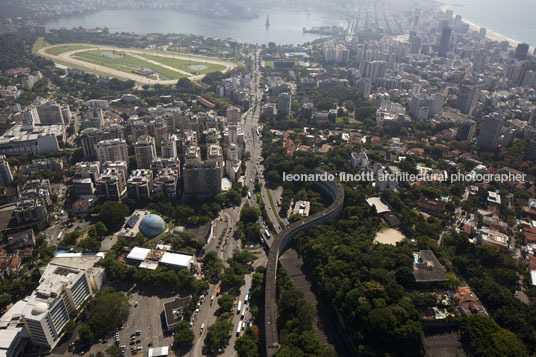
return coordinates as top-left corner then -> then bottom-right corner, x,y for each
456,85 -> 480,116
438,26 -> 452,57
515,43 -> 529,61
135,135 -> 157,169
95,139 -> 128,163
183,161 -> 222,194
161,134 -> 178,159
277,93 -> 292,116
477,116 -> 504,150
456,120 -> 476,141
0,154 -> 13,186
226,106 -> 241,125
79,125 -> 124,159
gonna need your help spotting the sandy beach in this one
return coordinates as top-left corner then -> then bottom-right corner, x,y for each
439,5 -> 524,48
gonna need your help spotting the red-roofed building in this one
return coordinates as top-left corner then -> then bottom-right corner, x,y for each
7,256 -> 21,272
409,147 -> 425,155
416,195 -> 446,217
372,136 -> 381,146
296,145 -> 311,152
6,67 -> 30,76
197,97 -> 216,109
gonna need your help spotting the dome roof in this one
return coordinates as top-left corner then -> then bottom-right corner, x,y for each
32,302 -> 49,315
171,226 -> 185,236
139,214 -> 166,238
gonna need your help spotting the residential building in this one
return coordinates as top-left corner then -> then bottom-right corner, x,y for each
226,106 -> 241,125
95,139 -> 128,163
438,26 -> 452,57
79,125 -> 124,159
95,167 -> 127,201
161,134 -> 178,159
14,199 -> 47,224
154,168 -> 178,198
0,155 -> 13,186
127,169 -> 153,200
456,85 -> 480,116
183,161 -> 222,194
477,116 -> 504,150
135,135 -> 157,169
277,93 -> 292,116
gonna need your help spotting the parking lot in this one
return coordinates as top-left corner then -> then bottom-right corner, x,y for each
53,288 -> 176,357
115,291 -> 175,356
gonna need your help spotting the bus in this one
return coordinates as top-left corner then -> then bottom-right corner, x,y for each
241,305 -> 246,320
237,301 -> 242,315
236,321 -> 242,337
248,191 -> 252,199
264,229 -> 271,239
216,284 -> 221,296
244,290 -> 249,303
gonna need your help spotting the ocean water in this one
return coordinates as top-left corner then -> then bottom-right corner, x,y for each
45,9 -> 344,45
444,0 -> 536,46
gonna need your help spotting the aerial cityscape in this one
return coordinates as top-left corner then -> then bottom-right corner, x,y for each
0,0 -> 536,356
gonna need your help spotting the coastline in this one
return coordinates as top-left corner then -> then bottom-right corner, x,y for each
439,4 -> 525,49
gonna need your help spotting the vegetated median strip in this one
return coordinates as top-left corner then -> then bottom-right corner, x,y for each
265,189 -> 283,226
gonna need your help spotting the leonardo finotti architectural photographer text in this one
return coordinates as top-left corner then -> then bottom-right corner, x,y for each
283,171 -> 526,184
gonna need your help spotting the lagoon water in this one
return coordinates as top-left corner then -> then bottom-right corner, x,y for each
45,9 -> 344,45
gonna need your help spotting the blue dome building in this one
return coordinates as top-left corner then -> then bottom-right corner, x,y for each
139,214 -> 166,238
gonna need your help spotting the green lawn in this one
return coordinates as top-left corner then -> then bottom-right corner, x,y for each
138,53 -> 226,74
73,50 -> 186,80
45,45 -> 95,56
32,37 -> 48,54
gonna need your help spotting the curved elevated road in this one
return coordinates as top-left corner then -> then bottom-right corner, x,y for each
264,169 -> 344,357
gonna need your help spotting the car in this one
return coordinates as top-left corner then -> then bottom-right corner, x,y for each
136,340 -> 141,344
130,341 -> 135,345
131,351 -> 137,355
148,342 -> 153,347
136,330 -> 141,335
137,347 -> 142,351
68,346 -> 75,352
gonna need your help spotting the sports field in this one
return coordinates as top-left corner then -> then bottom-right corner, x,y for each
38,42 -> 237,85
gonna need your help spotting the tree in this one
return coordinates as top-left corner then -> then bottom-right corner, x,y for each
202,251 -> 224,282
88,287 -> 129,337
106,345 -> 122,357
174,321 -> 194,352
78,324 -> 94,342
96,201 -> 129,230
218,294 -> 235,314
234,327 -> 259,357
461,315 -> 528,357
205,315 -> 233,354
95,221 -> 108,238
